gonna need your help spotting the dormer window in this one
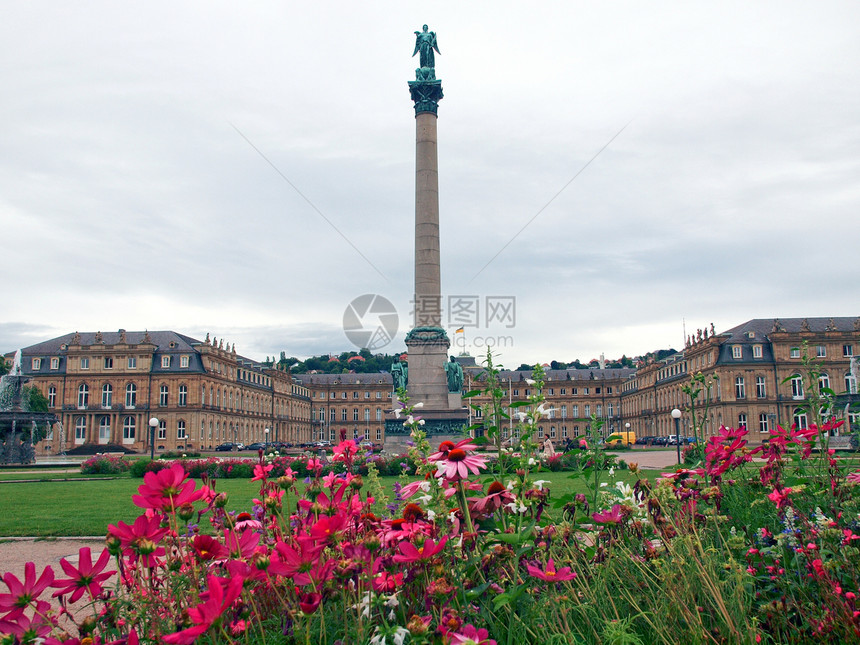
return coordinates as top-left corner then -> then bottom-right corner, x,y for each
161,356 -> 171,368
732,345 -> 742,359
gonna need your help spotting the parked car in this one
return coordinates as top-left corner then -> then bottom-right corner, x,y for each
652,436 -> 668,446
215,442 -> 240,452
245,442 -> 267,451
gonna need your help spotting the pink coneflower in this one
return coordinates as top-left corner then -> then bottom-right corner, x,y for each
446,623 -> 498,645
429,438 -> 477,461
526,557 -> 577,582
233,512 -> 263,531
435,445 -> 487,481
470,481 -> 515,515
50,547 -> 115,603
392,536 -> 448,564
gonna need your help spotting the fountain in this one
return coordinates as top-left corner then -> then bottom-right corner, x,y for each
0,350 -> 58,464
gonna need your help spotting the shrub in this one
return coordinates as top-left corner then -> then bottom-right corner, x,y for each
80,454 -> 131,475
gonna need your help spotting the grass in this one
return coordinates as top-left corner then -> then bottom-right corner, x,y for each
0,469 -> 654,537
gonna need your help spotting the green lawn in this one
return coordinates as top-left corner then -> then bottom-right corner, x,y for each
0,469 -> 651,537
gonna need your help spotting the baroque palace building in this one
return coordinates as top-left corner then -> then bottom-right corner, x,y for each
14,330 -> 312,454
9,317 -> 860,454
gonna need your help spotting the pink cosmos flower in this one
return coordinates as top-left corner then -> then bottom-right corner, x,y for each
191,535 -> 229,562
0,561 -> 54,612
767,487 -> 792,510
846,471 -> 860,485
446,624 -> 497,645
162,574 -> 244,644
372,571 -> 404,593
252,463 -> 274,482
51,547 -> 115,603
592,504 -> 625,525
107,514 -> 168,567
268,536 -> 326,585
392,536 -> 449,564
298,591 -> 322,615
526,558 -> 577,582
132,462 -> 204,512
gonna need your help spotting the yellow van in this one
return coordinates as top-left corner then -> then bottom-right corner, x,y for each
604,431 -> 636,447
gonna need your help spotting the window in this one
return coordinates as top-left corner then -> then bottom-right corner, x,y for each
75,416 -> 86,442
738,413 -> 747,429
178,385 -> 187,407
847,373 -> 858,395
584,405 -> 591,417
180,355 -> 190,368
99,416 -> 111,443
341,409 -> 347,421
561,405 -> 567,418
77,384 -> 89,409
583,388 -> 589,395
844,345 -> 854,357
596,404 -> 602,417
48,386 -> 56,408
122,417 -> 136,441
818,374 -> 830,393
364,408 -> 370,421
376,428 -> 382,441
562,426 -> 568,438
753,345 -> 763,359
127,357 -> 137,369
572,405 -> 579,417
177,420 -> 186,439
607,403 -> 614,417
330,408 -> 336,421
376,391 -> 381,399
161,356 -> 171,368
330,392 -> 336,399
538,426 -> 544,439
32,358 -> 42,370
756,376 -> 766,399
159,385 -> 169,407
101,384 -> 113,408
816,345 -> 826,358
732,346 -> 742,359
104,357 -> 113,369
790,375 -> 803,399
793,409 -> 808,430
125,383 -> 137,408
735,376 -> 746,399
341,392 -> 347,399
550,426 -> 557,439
561,388 -> 566,395
353,408 -> 359,421
353,392 -> 359,399
758,413 -> 769,433
80,357 -> 90,369
158,420 -> 167,440
790,347 -> 800,359
513,389 -> 519,397
50,357 -> 59,370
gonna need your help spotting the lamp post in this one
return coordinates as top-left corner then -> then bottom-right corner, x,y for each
148,417 -> 158,460
265,427 -> 270,452
671,408 -> 682,465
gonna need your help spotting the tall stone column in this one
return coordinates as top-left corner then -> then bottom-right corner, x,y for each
386,26 -> 467,448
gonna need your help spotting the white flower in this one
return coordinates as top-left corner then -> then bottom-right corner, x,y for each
393,627 -> 410,645
418,481 -> 431,492
506,480 -> 516,490
600,482 -> 608,487
528,457 -> 536,466
415,494 -> 432,505
418,418 -> 425,425
514,411 -> 528,422
406,415 -> 415,425
426,509 -> 436,521
413,402 -> 424,408
533,480 -> 550,491
394,408 -> 402,419
505,499 -> 527,514
608,466 -> 615,477
385,593 -> 399,608
525,379 -> 536,386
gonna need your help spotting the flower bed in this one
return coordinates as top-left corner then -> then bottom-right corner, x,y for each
6,365 -> 859,643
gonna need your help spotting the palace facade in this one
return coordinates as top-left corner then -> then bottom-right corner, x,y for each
10,316 -> 859,455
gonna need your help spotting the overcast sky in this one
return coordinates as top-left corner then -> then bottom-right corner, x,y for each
2,2 -> 858,368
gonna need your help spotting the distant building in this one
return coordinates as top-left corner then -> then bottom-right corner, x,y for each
10,317 -> 859,453
13,330 -> 311,454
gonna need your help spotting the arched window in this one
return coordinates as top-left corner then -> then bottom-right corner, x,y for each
99,416 -> 111,443
158,420 -> 167,440
125,383 -> 137,408
735,376 -> 745,399
178,385 -> 188,407
846,372 -> 858,395
122,416 -> 136,441
790,374 -> 804,400
74,416 -> 86,442
793,408 -> 808,430
818,374 -> 830,393
159,385 -> 169,407
77,384 -> 89,409
48,386 -> 56,408
177,420 -> 186,439
101,384 -> 112,408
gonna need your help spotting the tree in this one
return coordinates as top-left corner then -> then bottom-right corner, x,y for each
23,386 -> 49,412
0,357 -> 9,376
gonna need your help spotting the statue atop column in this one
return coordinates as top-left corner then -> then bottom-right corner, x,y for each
445,356 -> 463,392
413,24 -> 440,70
391,356 -> 408,391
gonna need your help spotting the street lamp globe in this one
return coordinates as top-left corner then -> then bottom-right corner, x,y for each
671,409 -> 682,465
148,417 -> 159,460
